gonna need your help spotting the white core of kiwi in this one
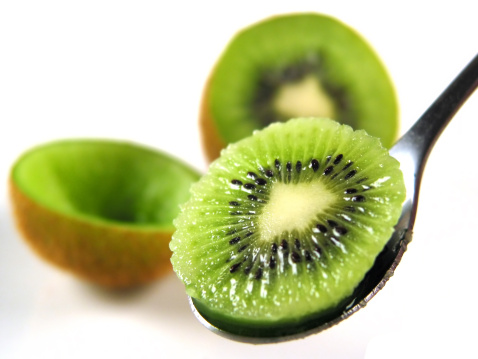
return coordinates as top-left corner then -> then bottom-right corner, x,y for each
272,76 -> 337,119
257,181 -> 337,242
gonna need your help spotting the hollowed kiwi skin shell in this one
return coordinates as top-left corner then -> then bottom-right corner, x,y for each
200,13 -> 399,163
9,140 -> 201,288
10,179 -> 174,288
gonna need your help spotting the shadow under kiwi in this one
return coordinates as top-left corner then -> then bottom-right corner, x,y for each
76,271 -> 194,323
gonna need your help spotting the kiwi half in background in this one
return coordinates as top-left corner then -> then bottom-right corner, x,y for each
200,13 -> 399,162
171,117 -> 405,337
10,139 -> 200,288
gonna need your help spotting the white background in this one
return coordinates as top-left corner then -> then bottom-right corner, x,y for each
1,1 -> 478,358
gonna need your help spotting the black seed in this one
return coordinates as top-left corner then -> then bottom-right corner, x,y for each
344,206 -> 356,212
352,195 -> 366,202
275,159 -> 281,170
230,211 -> 242,215
294,238 -> 301,250
265,169 -> 274,177
356,177 -> 368,184
316,224 -> 328,233
238,244 -> 248,252
248,194 -> 258,201
333,154 -> 343,165
345,170 -> 357,180
286,161 -> 292,172
281,66 -> 302,81
311,159 -> 320,172
304,250 -> 312,261
256,178 -> 267,186
269,257 -> 276,269
326,155 -> 331,164
331,173 -> 339,180
314,246 -> 322,255
229,262 -> 242,273
255,268 -> 263,280
324,166 -> 334,175
245,232 -> 254,237
296,161 -> 302,173
247,172 -> 258,179
229,236 -> 241,245
226,229 -> 237,235
335,226 -> 348,235
280,239 -> 288,250
271,243 -> 278,253
244,266 -> 252,275
244,183 -> 256,190
229,201 -> 240,206
231,179 -> 243,186
327,220 -> 338,228
291,252 -> 302,263
343,161 -> 354,171
345,188 -> 358,194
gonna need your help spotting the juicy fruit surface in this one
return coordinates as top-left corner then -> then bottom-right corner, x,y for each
203,13 -> 399,162
171,118 -> 405,333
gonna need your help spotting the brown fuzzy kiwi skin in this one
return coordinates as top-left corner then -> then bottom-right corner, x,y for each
199,77 -> 226,163
9,178 -> 173,289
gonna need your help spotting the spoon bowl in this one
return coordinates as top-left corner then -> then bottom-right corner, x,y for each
189,54 -> 478,343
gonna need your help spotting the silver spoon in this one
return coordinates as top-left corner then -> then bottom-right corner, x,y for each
189,53 -> 478,343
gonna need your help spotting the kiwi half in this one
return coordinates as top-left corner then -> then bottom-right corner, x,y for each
10,139 -> 200,288
200,13 -> 399,162
171,117 -> 405,337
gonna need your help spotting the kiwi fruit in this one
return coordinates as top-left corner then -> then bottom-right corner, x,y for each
171,117 -> 405,337
9,139 -> 200,288
200,13 -> 399,162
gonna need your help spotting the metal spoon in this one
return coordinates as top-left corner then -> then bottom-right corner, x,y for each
189,53 -> 478,343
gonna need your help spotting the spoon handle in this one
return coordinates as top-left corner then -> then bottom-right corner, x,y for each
390,53 -> 478,228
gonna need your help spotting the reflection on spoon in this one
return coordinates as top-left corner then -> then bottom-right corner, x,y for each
189,54 -> 478,343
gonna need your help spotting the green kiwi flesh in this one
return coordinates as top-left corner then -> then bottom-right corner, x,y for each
10,139 -> 200,288
201,13 -> 399,162
171,117 -> 405,337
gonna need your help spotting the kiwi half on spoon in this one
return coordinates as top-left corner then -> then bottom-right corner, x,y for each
200,13 -> 399,162
10,139 -> 200,288
171,117 -> 405,338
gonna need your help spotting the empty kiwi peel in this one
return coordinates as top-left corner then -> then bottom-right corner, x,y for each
172,117 -> 405,337
10,139 -> 200,288
200,13 -> 399,162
